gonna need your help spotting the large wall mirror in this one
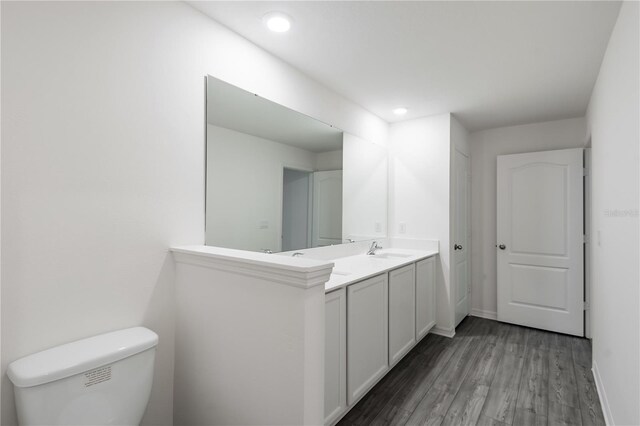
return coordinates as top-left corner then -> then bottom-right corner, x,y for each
206,75 -> 388,253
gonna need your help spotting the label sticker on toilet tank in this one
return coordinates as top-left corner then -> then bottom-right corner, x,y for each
84,366 -> 112,387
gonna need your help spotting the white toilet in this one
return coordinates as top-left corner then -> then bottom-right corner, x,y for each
7,327 -> 158,426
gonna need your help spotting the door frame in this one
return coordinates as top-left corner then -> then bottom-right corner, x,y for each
584,147 -> 592,338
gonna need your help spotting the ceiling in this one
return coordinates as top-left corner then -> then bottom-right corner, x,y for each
190,1 -> 621,132
207,75 -> 343,153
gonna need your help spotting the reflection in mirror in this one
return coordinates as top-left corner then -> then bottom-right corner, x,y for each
205,75 -> 344,253
343,133 -> 389,239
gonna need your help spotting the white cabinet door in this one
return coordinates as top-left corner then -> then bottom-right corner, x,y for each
389,264 -> 416,366
497,148 -> 584,336
416,256 -> 436,341
324,288 -> 347,425
347,274 -> 388,405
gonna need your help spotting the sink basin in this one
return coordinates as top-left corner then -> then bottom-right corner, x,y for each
374,252 -> 413,259
332,255 -> 393,272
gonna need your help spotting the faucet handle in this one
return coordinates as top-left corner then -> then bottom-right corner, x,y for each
367,240 -> 383,255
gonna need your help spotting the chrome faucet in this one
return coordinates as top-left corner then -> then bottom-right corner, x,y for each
292,252 -> 304,257
261,249 -> 273,254
367,241 -> 382,255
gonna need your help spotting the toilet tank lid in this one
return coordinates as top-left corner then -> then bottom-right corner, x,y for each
7,327 -> 158,388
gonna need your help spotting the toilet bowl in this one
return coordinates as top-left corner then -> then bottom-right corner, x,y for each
7,327 -> 158,426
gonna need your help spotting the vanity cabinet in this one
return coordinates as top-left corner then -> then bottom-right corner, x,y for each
416,256 -> 437,340
388,264 -> 416,366
324,254 -> 438,424
346,273 -> 388,405
324,288 -> 347,425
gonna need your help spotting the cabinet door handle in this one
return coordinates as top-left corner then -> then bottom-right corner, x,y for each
454,244 -> 463,250
498,244 -> 506,250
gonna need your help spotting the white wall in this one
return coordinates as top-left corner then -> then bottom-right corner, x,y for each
468,117 -> 587,318
206,124 -> 316,252
315,149 -> 343,171
0,2 -> 388,425
342,133 -> 388,241
451,116 -> 470,163
586,2 -> 639,424
388,113 -> 455,333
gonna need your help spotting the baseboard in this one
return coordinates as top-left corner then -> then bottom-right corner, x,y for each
429,326 -> 455,338
470,309 -> 498,321
592,359 -> 614,426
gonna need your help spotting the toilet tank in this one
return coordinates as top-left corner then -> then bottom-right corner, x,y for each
7,327 -> 158,426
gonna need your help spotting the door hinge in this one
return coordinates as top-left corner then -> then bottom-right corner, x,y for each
584,301 -> 591,311
583,167 -> 589,176
583,234 -> 588,244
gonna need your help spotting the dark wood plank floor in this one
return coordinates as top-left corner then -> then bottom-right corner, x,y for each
338,316 -> 605,426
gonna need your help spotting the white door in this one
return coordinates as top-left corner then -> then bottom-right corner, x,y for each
347,274 -> 388,405
454,149 -> 470,326
389,264 -> 416,367
497,148 -> 584,336
312,170 -> 343,247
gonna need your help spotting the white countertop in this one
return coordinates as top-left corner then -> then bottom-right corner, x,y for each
172,245 -> 333,272
170,244 -> 438,292
170,245 -> 335,289
324,248 -> 438,292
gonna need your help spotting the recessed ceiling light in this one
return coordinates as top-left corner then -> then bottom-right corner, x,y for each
263,12 -> 292,33
393,107 -> 408,116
